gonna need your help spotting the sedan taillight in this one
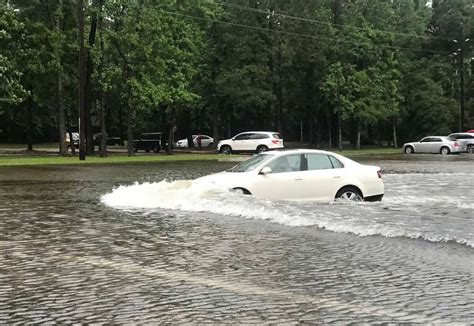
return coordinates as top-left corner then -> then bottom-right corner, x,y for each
271,139 -> 279,144
454,142 -> 459,147
377,170 -> 382,178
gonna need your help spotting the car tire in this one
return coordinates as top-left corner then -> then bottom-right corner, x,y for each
208,142 -> 214,148
440,146 -> 450,155
220,145 -> 232,155
335,186 -> 363,202
153,146 -> 160,153
256,145 -> 268,153
404,146 -> 414,154
467,145 -> 473,154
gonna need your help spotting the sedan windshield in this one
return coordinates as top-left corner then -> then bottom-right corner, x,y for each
227,154 -> 272,172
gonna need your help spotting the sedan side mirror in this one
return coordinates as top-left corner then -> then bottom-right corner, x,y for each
259,167 -> 272,175
231,138 -> 235,141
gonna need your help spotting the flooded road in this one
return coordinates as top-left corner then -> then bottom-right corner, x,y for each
1,155 -> 473,323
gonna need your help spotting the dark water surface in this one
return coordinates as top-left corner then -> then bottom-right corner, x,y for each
1,155 -> 473,323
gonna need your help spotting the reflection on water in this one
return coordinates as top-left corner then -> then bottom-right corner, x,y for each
1,158 -> 473,323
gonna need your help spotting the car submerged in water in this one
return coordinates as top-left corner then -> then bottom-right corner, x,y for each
196,149 -> 384,202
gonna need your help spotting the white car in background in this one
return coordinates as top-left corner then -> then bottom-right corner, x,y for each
217,131 -> 284,154
403,136 -> 463,155
448,132 -> 474,153
196,149 -> 384,202
176,135 -> 214,148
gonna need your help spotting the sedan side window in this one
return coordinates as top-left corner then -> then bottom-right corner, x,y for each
432,138 -> 442,142
306,154 -> 333,170
420,138 -> 431,143
328,155 -> 344,168
266,154 -> 301,173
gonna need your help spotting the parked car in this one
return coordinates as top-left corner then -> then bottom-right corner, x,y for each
217,131 -> 284,154
403,136 -> 463,155
93,133 -> 124,146
448,132 -> 474,153
195,149 -> 384,202
176,134 -> 214,148
65,132 -> 79,148
133,132 -> 164,153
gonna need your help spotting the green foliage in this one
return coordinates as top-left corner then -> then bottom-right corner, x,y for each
0,0 -> 471,147
0,3 -> 28,106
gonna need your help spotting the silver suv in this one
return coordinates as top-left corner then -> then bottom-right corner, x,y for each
448,133 -> 474,153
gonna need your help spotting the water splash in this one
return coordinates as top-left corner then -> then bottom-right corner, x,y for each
101,177 -> 474,248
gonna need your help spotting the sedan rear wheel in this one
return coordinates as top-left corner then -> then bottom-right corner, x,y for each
467,145 -> 473,154
440,146 -> 450,155
336,186 -> 363,202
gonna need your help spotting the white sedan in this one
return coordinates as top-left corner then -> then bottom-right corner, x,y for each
195,149 -> 384,202
403,136 -> 463,154
176,135 -> 214,148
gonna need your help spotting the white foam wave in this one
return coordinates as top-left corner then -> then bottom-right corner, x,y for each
101,180 -> 474,248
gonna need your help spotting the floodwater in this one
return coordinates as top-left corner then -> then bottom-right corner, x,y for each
0,154 -> 473,323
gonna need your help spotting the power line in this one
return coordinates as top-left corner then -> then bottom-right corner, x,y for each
159,9 -> 450,55
217,0 -> 455,42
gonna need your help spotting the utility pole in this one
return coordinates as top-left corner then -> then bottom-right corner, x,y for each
78,0 -> 86,160
453,23 -> 470,132
332,0 -> 343,152
459,39 -> 465,132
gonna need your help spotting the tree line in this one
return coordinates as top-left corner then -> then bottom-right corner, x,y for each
1,0 -> 472,155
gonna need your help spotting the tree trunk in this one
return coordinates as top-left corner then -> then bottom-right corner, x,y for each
84,0 -> 99,156
212,106 -> 219,148
300,120 -> 304,143
58,72 -> 67,155
316,113 -> 321,148
377,123 -> 383,147
166,118 -> 176,155
327,112 -> 332,148
392,118 -> 398,148
99,97 -> 107,157
338,111 -> 342,152
226,109 -> 232,138
26,97 -> 33,151
126,105 -> 134,156
356,119 -> 361,150
78,0 -> 86,160
56,0 -> 67,156
183,107 -> 194,148
98,1 -> 106,158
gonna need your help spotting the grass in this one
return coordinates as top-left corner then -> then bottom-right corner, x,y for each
0,153 -> 229,167
0,144 -> 401,167
327,147 -> 401,156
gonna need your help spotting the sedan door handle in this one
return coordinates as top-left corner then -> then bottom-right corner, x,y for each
333,176 -> 341,179
294,178 -> 302,181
